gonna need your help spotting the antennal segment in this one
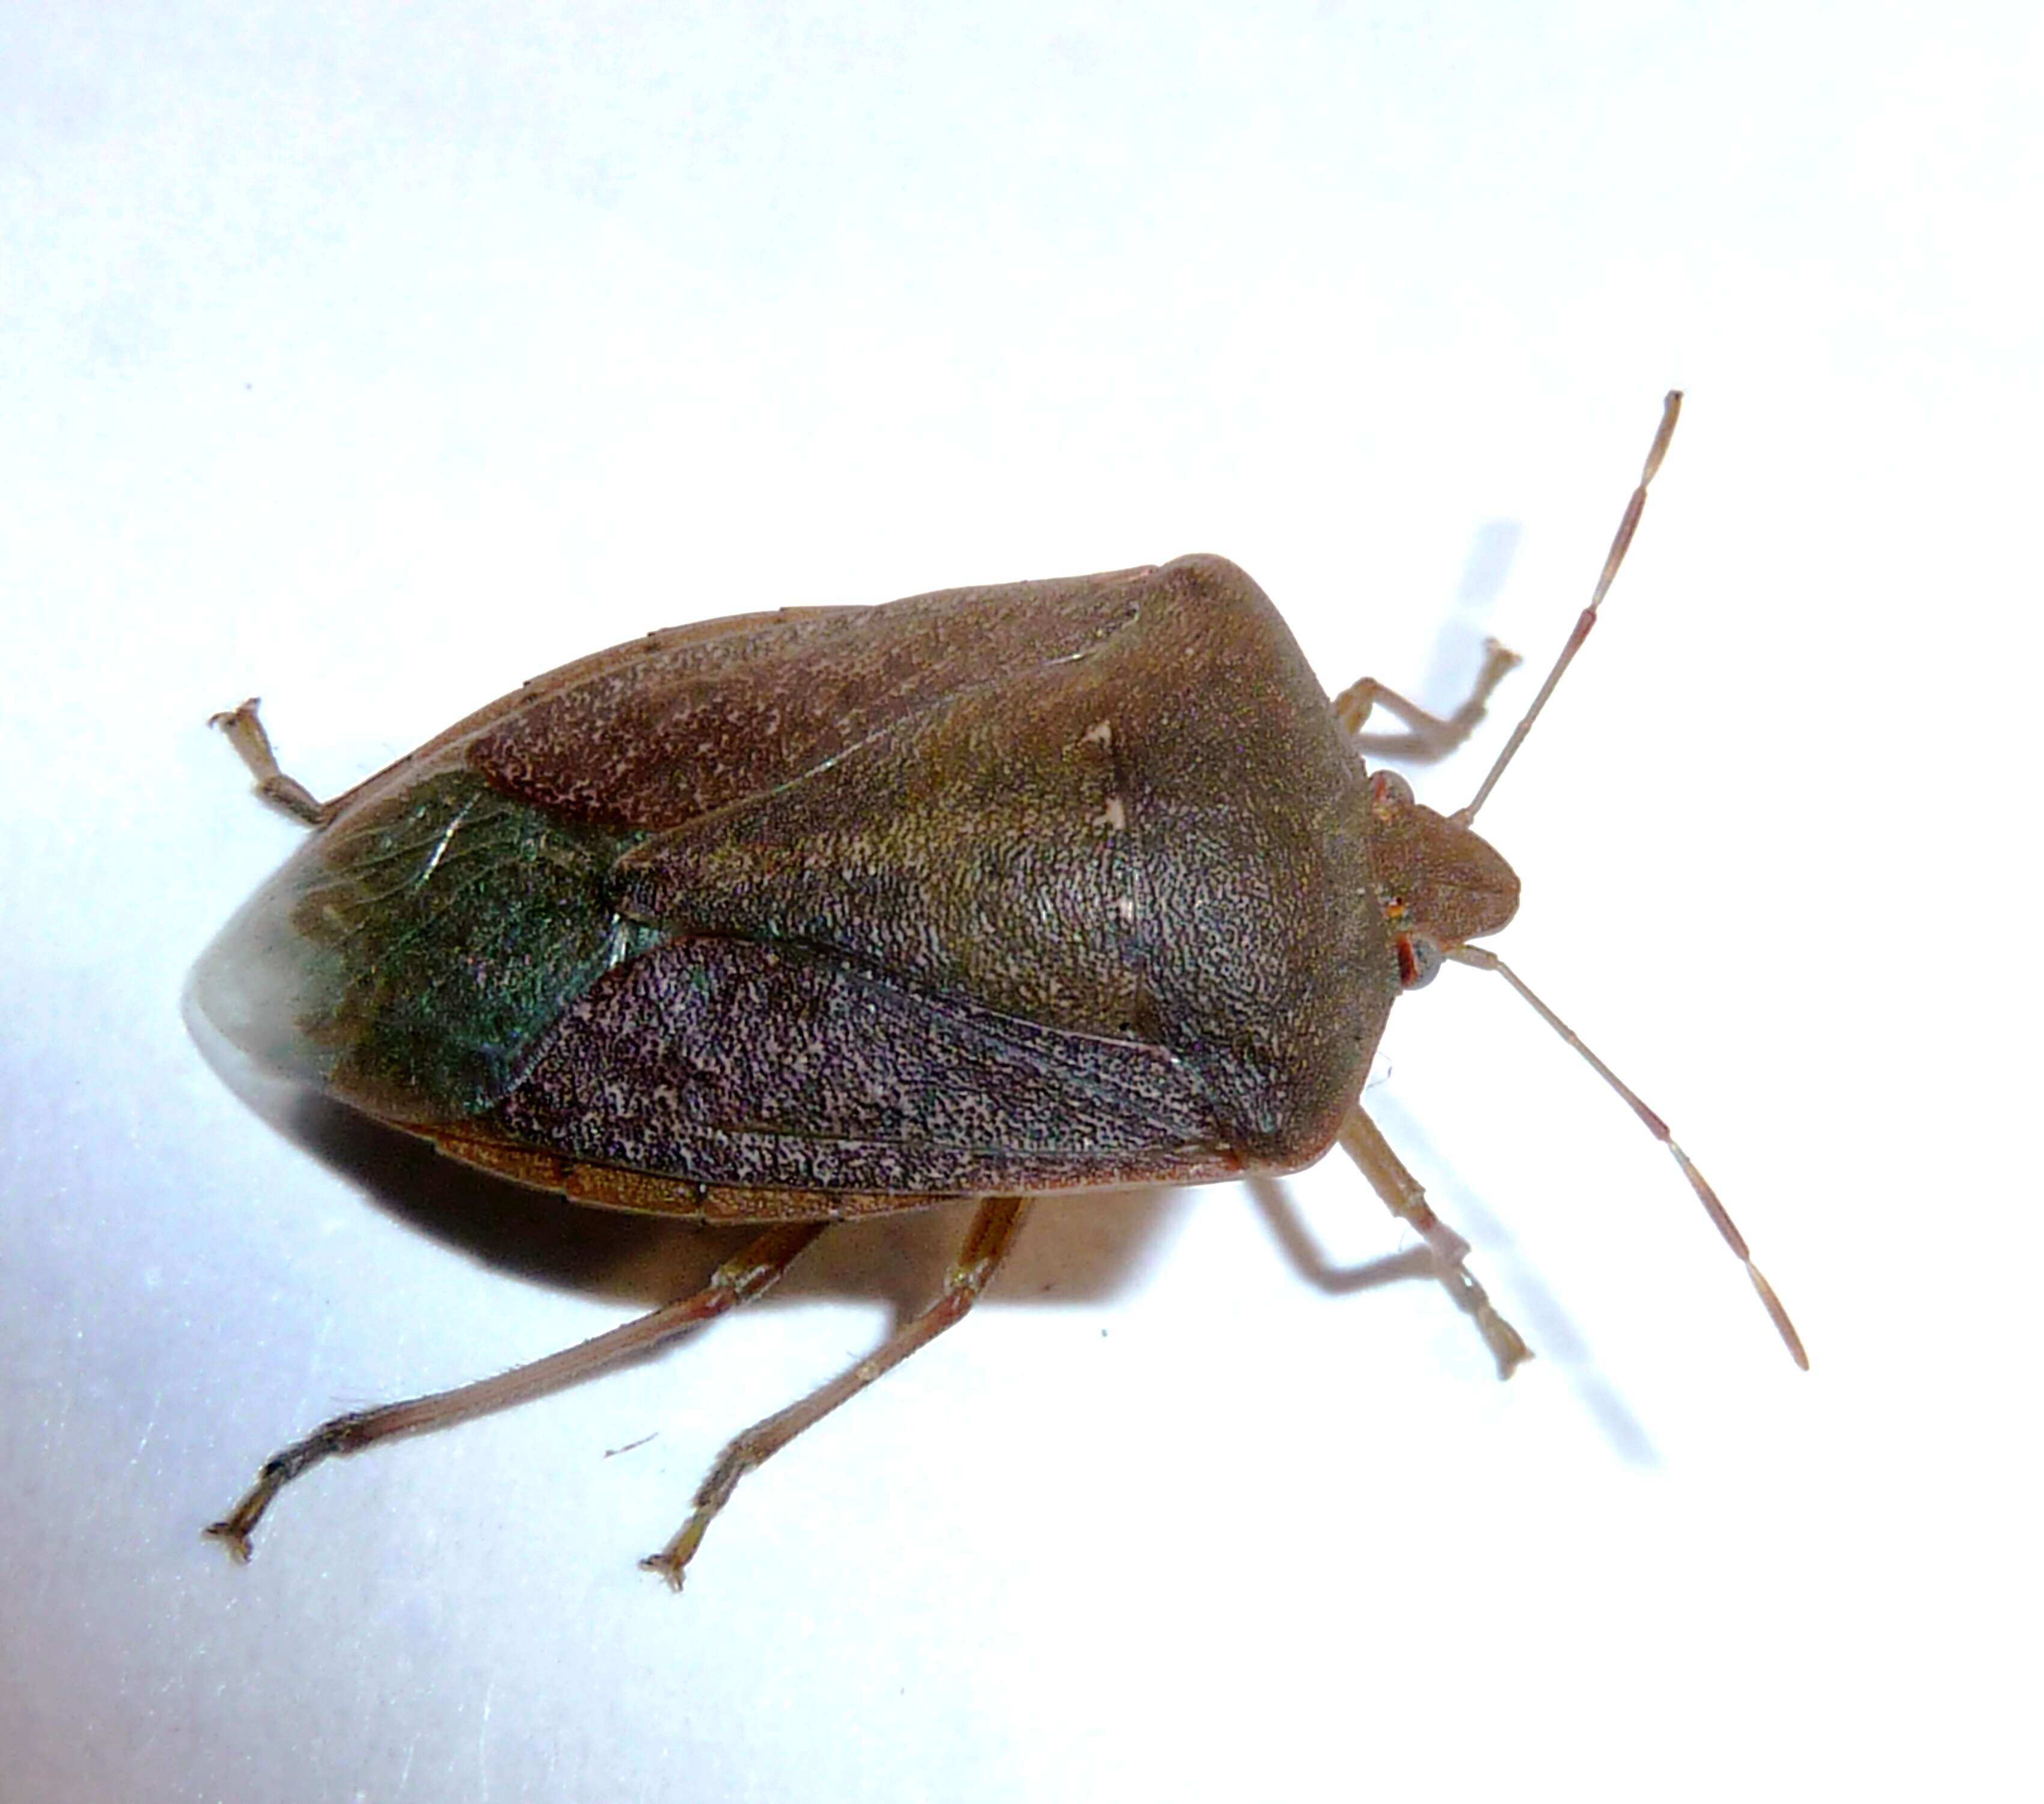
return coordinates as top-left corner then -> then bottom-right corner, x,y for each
1445,941 -> 1809,1369
1457,391 -> 1683,827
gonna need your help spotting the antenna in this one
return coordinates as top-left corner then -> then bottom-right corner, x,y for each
1448,942 -> 1808,1368
1457,390 -> 1681,826
1450,391 -> 1807,1369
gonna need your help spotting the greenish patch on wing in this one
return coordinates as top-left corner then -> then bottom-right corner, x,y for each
290,768 -> 664,1117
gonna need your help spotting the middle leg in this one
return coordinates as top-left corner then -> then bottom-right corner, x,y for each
642,1195 -> 1030,1590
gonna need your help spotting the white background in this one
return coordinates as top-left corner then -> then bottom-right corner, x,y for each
3,5 -> 2035,1800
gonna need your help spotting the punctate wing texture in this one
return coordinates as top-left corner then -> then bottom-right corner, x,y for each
491,935 -> 1234,1198
603,556 -> 1390,1170
464,567 -> 1155,829
194,557 -> 1394,1196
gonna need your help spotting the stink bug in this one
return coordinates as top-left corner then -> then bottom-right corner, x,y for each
196,393 -> 1803,1591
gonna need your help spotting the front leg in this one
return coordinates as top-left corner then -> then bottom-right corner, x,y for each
1338,1103 -> 1529,1378
1334,639 -> 1522,762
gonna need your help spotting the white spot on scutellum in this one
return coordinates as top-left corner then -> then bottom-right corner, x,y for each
1093,795 -> 1127,831
1082,720 -> 1113,747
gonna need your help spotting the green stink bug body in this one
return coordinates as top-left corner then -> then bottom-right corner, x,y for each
198,394 -> 1800,1589
201,555 -> 1470,1201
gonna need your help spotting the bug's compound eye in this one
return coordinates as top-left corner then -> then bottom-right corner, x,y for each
1370,770 -> 1414,809
1396,933 -> 1443,990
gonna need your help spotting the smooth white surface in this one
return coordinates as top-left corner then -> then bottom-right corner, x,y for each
3,5 -> 2034,1800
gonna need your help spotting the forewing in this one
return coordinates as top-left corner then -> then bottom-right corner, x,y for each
462,570 -> 1152,829
488,935 -> 1234,1197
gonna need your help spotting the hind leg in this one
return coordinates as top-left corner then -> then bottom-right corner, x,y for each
209,698 -> 332,825
206,1222 -> 828,1562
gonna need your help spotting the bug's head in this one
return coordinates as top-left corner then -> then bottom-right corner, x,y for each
1363,768 -> 1519,990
